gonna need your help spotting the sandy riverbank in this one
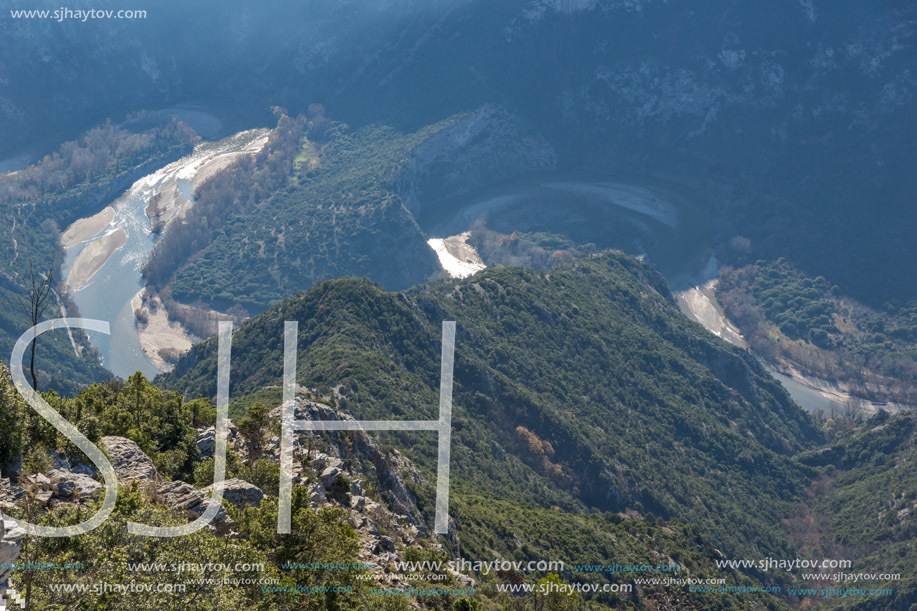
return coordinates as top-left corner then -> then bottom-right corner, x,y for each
673,268 -> 913,415
146,180 -> 191,231
65,228 -> 127,291
145,134 -> 268,232
192,151 -> 246,190
769,361 -> 916,416
428,232 -> 486,278
61,206 -> 115,248
675,279 -> 747,348
130,289 -> 198,373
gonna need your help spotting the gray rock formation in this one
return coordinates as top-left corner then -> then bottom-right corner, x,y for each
201,478 -> 264,509
0,488 -> 25,605
196,427 -> 216,457
155,480 -> 233,535
47,469 -> 103,500
100,437 -> 160,484
274,399 -> 428,525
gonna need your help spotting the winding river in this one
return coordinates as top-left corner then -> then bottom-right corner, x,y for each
62,129 -> 269,379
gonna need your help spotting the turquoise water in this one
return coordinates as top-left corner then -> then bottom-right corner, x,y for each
62,129 -> 269,379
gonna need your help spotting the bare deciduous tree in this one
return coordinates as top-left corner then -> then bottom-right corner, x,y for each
19,259 -> 54,392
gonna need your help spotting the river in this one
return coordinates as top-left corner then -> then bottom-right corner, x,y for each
62,128 -> 269,379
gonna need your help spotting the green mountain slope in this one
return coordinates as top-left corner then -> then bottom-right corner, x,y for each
797,410 -> 917,610
163,252 -> 824,561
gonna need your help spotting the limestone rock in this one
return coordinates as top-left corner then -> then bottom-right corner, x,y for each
48,469 -> 103,499
320,466 -> 342,488
101,436 -> 160,484
156,480 -> 233,535
202,478 -> 263,508
196,427 -> 216,456
0,513 -> 25,598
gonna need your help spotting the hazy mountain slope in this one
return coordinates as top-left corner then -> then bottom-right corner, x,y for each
4,1 -> 915,304
163,251 -> 824,559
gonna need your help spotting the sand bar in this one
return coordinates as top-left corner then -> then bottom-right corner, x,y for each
66,228 -> 127,291
130,289 -> 197,373
61,206 -> 115,248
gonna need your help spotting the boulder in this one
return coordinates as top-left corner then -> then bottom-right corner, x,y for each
51,451 -> 71,471
202,478 -> 263,508
350,479 -> 364,497
196,427 -> 216,456
156,480 -> 233,535
35,490 -> 53,507
48,469 -> 103,499
55,480 -> 76,498
309,483 -> 326,504
31,473 -> 52,489
100,436 -> 160,484
320,466 -> 342,488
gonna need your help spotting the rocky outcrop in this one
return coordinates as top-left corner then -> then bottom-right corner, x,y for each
100,437 -> 160,484
201,478 -> 263,509
196,427 -> 216,456
257,398 -> 458,585
274,399 -> 428,526
195,422 -> 241,458
47,469 -> 103,500
155,480 -> 233,535
1,482 -> 25,604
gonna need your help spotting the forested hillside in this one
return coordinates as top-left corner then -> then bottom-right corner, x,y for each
719,259 -> 917,405
164,252 -> 824,562
141,110 -> 446,316
797,410 -> 917,610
